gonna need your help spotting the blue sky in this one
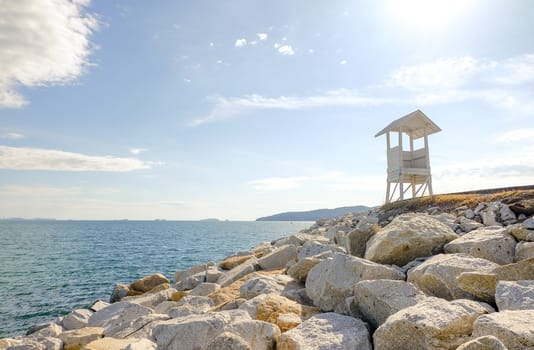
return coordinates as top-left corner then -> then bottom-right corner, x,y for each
1,0 -> 533,220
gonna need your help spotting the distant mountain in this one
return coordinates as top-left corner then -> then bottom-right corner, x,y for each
256,205 -> 371,222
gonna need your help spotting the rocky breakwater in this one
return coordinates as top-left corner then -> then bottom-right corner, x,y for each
2,194 -> 534,349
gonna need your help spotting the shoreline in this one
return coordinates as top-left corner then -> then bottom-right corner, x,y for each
1,190 -> 534,349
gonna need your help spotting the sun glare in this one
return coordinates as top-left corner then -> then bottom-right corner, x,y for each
386,0 -> 474,31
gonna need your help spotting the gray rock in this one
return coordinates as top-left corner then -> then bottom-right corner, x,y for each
287,257 -> 321,282
373,298 -> 494,350
111,313 -> 170,339
350,279 -> 428,329
278,312 -> 372,350
90,300 -> 110,312
523,217 -> 534,229
88,301 -> 153,337
257,244 -> 298,270
61,308 -> 93,330
217,257 -> 259,287
110,283 -> 130,303
466,209 -> 475,219
189,282 -> 220,296
221,319 -> 281,350
459,216 -> 484,233
495,280 -> 534,311
444,226 -> 516,265
204,332 -> 251,350
306,254 -> 404,312
26,323 -> 62,338
239,273 -> 292,299
167,295 -> 214,318
473,310 -> 534,350
365,213 -> 458,266
123,288 -> 177,309
345,228 -> 374,257
407,253 -> 499,300
297,241 -> 345,261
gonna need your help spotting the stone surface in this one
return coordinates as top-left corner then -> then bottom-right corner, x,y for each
444,227 -> 516,265
286,257 -> 320,282
88,301 -> 152,337
123,288 -> 177,309
508,223 -> 532,241
110,284 -> 130,303
365,213 -> 458,266
345,228 -> 374,257
221,319 -> 280,350
373,298 -> 494,350
27,323 -> 63,338
457,272 -> 498,304
3,337 -> 62,350
495,280 -> 534,311
524,216 -> 534,229
278,312 -> 372,350
62,309 -> 93,330
204,332 -> 251,350
297,241 -> 345,261
220,255 -> 255,270
473,310 -> 534,350
407,253 -> 499,300
257,244 -> 298,270
217,257 -> 259,287
58,327 -> 104,350
167,296 -> 214,318
306,254 -> 405,312
456,336 -> 508,350
189,282 -> 220,296
82,337 -> 157,350
239,273 -> 292,300
459,216 -> 484,233
514,241 -> 534,261
130,273 -> 169,293
110,313 -> 170,339
350,279 -> 428,329
89,301 -> 110,313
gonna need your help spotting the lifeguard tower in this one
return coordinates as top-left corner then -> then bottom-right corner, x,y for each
375,110 -> 441,203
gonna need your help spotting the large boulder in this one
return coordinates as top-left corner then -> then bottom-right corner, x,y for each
27,322 -> 63,338
286,257 -> 321,282
495,280 -> 534,311
297,241 -> 345,261
373,298 -> 494,350
189,282 -> 220,297
473,310 -> 534,350
257,244 -> 298,270
456,336 -> 508,350
239,273 -> 292,300
365,213 -> 458,266
345,227 -> 374,257
83,337 -> 157,350
444,227 -> 516,265
1,337 -> 62,350
58,327 -> 104,350
221,319 -> 281,350
204,332 -> 251,350
217,257 -> 259,287
349,279 -> 428,329
130,273 -> 169,293
88,301 -> 153,337
110,284 -> 130,303
407,253 -> 499,300
277,312 -> 372,350
62,309 -> 93,331
515,241 -> 534,261
167,296 -> 214,318
122,288 -> 177,309
306,254 -> 404,312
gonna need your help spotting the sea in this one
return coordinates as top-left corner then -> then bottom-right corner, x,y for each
0,220 -> 312,338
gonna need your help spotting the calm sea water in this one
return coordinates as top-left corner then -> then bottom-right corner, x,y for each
0,220 -> 312,338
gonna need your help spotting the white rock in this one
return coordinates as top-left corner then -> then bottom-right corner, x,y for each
500,205 -> 517,223
306,253 -> 405,312
459,216 -> 484,233
217,257 -> 258,287
325,226 -> 351,241
456,335 -> 508,350
495,280 -> 534,311
373,298 -> 494,350
62,308 -> 93,330
189,282 -> 220,296
297,241 -> 345,260
167,296 -> 214,318
278,312 -> 371,350
90,300 -> 110,312
58,327 -> 105,350
123,288 -> 177,309
27,323 -> 63,338
473,310 -> 534,350
364,213 -> 458,266
350,279 -> 428,329
88,301 -> 153,337
239,273 -> 292,299
257,244 -> 298,270
444,226 -> 516,265
83,337 -> 157,350
222,319 -> 281,350
345,228 -> 374,257
111,313 -> 170,339
287,257 -> 321,282
204,331 -> 251,350
206,265 -> 223,283
515,241 -> 534,261
407,253 -> 499,300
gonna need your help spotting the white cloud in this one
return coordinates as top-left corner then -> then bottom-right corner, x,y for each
490,54 -> 534,85
250,40 -> 258,46
234,38 -> 247,47
184,78 -> 192,83
278,45 -> 295,56
248,176 -> 310,191
189,89 -> 394,126
2,133 -> 25,140
274,43 -> 280,49
308,49 -> 315,54
496,129 -> 534,143
0,146 -> 150,171
0,0 -> 99,108
257,33 -> 268,41
0,185 -> 82,197
340,60 -> 348,65
129,148 -> 147,155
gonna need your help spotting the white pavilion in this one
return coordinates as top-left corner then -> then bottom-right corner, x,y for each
375,110 -> 441,203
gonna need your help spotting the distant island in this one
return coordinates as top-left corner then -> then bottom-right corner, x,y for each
256,205 -> 371,221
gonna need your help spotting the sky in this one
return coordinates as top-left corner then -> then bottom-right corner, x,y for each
0,0 -> 534,220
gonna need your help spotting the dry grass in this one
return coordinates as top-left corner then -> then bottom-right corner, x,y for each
378,189 -> 534,221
